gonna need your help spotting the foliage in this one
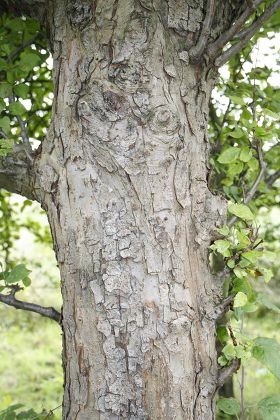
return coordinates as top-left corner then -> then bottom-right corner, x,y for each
0,14 -> 52,154
209,7 -> 280,419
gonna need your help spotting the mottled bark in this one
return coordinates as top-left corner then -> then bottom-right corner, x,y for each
0,146 -> 40,201
29,0 -> 260,419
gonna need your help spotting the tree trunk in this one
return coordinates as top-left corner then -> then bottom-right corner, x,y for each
35,1 -> 233,418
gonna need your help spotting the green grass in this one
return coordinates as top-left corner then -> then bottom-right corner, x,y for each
0,198 -> 63,418
0,307 -> 63,418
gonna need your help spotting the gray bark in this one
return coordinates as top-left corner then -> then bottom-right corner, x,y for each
0,146 -> 40,201
10,0 -> 254,418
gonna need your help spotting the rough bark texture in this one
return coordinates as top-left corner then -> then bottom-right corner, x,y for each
32,1 -> 244,418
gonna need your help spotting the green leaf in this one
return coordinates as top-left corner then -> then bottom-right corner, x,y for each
228,128 -> 244,138
227,259 -> 235,268
242,250 -> 261,264
234,291 -> 248,307
257,294 -> 280,314
217,326 -> 229,343
0,117 -> 11,134
228,203 -> 254,221
218,147 -> 240,164
240,147 -> 253,162
248,157 -> 259,171
222,343 -> 236,360
258,395 -> 280,420
0,98 -> 5,113
264,108 -> 279,120
252,337 -> 280,380
233,267 -> 247,279
6,264 -> 31,284
14,83 -> 29,99
210,240 -> 231,257
242,302 -> 258,313
0,82 -> 13,98
20,53 -> 41,71
218,355 -> 228,367
263,268 -> 273,283
239,258 -> 251,268
228,161 -> 244,177
236,229 -> 251,246
228,95 -> 245,105
22,277 -> 31,287
232,277 -> 253,298
9,101 -> 26,116
217,398 -> 241,415
216,225 -> 230,236
0,138 -> 13,156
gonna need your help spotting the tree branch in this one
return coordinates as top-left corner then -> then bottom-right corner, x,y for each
217,359 -> 241,388
189,0 -> 216,63
0,145 -> 39,201
0,285 -> 61,323
0,0 -> 47,23
265,169 -> 280,187
213,295 -> 234,321
208,0 -> 263,60
214,0 -> 280,67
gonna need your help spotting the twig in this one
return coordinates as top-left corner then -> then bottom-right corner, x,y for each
215,0 -> 280,66
228,140 -> 266,227
31,404 -> 62,420
265,169 -> 280,187
208,0 -> 263,61
9,95 -> 33,161
0,286 -> 61,323
189,0 -> 216,63
211,99 -> 232,153
213,295 -> 234,321
240,314 -> 245,420
244,142 -> 266,204
8,34 -> 39,62
217,324 -> 241,388
228,324 -> 238,347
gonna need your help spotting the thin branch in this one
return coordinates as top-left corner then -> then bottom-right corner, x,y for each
213,295 -> 234,321
245,142 -> 266,204
9,95 -> 33,156
8,34 -> 39,62
208,0 -> 263,60
189,0 -> 216,63
210,100 -> 232,153
240,314 -> 245,420
0,286 -> 61,323
265,169 -> 280,187
0,1 -> 47,23
215,0 -> 280,66
15,113 -> 33,156
228,140 -> 266,227
217,359 -> 241,388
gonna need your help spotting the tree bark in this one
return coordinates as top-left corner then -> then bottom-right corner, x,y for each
33,1 -> 245,418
